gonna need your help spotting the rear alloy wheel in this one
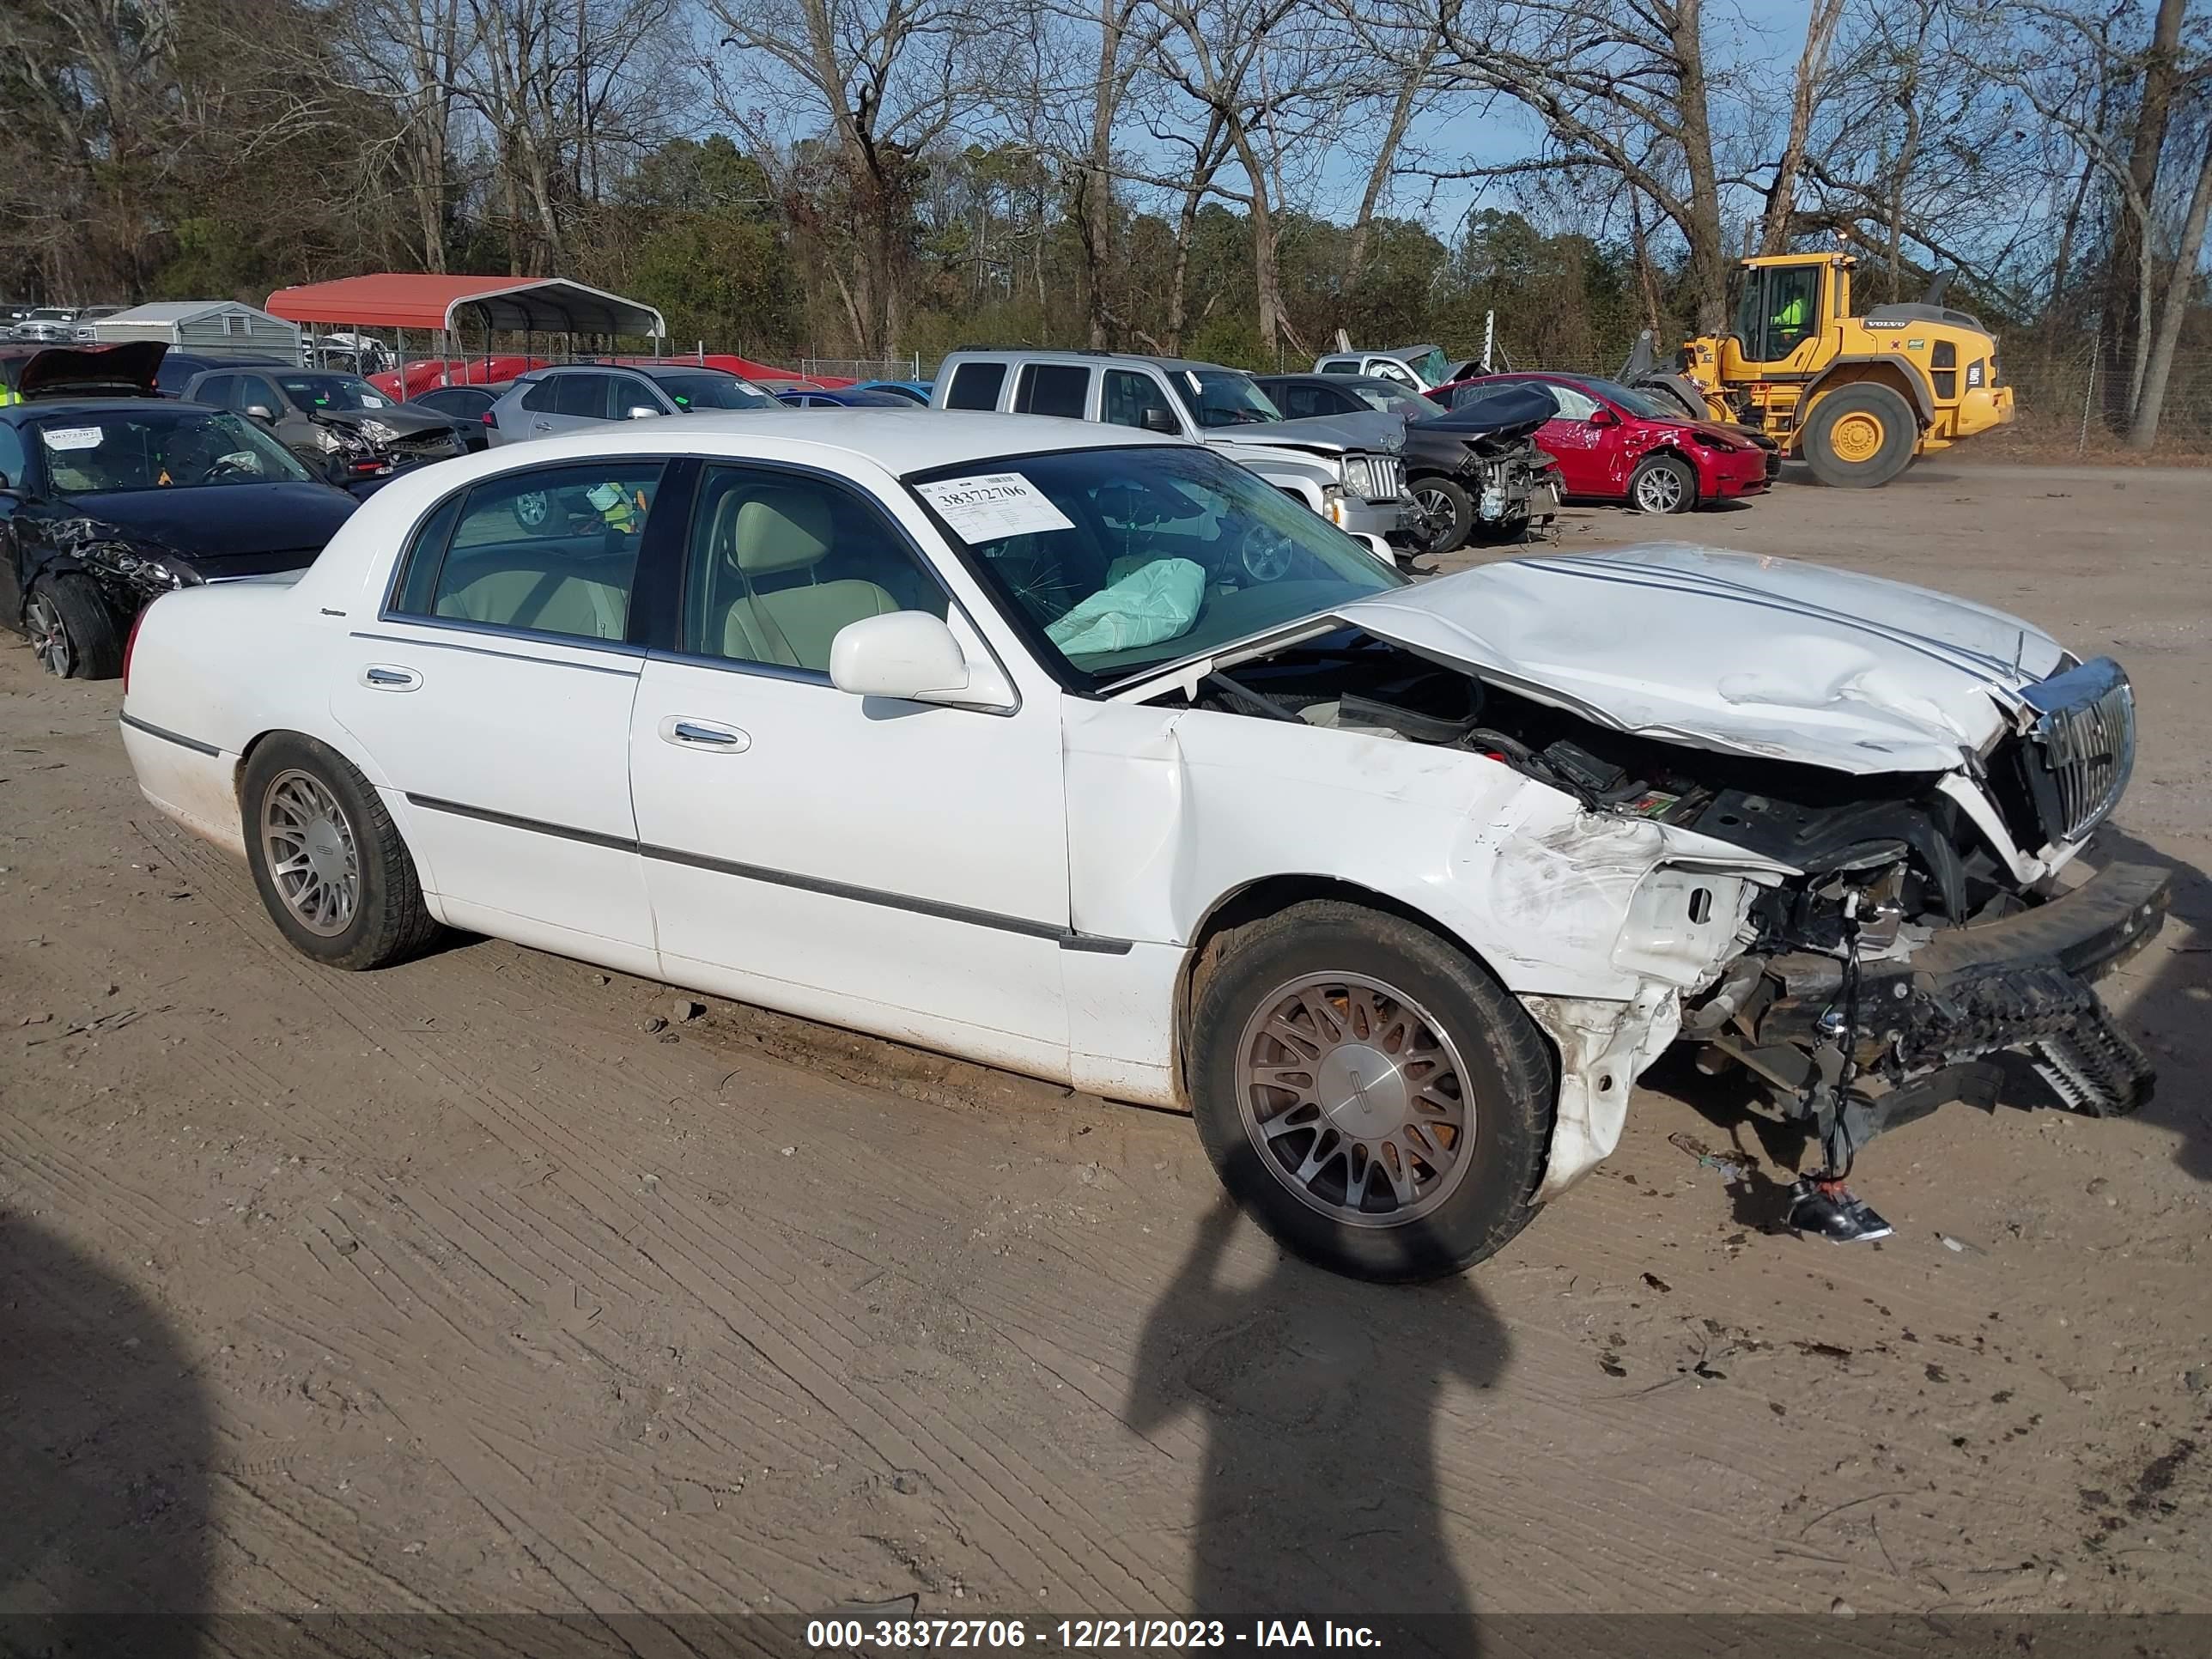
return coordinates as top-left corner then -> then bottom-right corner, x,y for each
25,573 -> 124,680
1628,453 -> 1696,514
1189,901 -> 1553,1281
511,488 -> 558,535
1802,384 -> 1917,489
242,734 -> 441,969
1413,477 -> 1474,555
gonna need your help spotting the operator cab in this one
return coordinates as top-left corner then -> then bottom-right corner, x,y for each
1729,255 -> 1844,369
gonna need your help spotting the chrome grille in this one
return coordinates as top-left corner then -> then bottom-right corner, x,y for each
2020,657 -> 2134,844
1361,453 -> 1404,501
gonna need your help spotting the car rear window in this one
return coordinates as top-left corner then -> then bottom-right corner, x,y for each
944,362 -> 1007,410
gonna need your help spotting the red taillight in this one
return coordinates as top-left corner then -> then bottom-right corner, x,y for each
123,607 -> 146,694
482,408 -> 497,428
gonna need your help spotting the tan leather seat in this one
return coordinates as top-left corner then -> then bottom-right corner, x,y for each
705,487 -> 899,671
435,550 -> 630,639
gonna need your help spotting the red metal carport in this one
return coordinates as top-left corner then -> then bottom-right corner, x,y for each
264,274 -> 666,338
265,275 -> 670,399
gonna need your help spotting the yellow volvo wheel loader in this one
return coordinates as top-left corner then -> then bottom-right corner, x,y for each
1621,252 -> 2015,489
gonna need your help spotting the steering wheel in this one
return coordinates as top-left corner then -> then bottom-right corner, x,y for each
1239,520 -> 1296,583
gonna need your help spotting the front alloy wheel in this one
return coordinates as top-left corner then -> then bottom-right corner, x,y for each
25,591 -> 72,678
1188,900 -> 1555,1281
1237,972 -> 1473,1225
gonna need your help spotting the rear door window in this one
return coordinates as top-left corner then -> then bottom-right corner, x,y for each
554,374 -> 612,420
1013,363 -> 1090,418
520,378 -> 561,413
944,362 -> 1007,410
389,462 -> 666,642
192,374 -> 235,410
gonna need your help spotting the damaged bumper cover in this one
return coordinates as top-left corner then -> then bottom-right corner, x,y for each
1724,861 -> 2170,1128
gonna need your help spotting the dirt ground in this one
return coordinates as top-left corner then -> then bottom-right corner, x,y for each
3,460 -> 2209,1638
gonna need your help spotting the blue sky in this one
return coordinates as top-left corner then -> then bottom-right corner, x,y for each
1297,0 -> 1818,243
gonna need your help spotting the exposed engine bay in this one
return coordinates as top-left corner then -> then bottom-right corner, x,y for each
1161,630 -> 2168,1202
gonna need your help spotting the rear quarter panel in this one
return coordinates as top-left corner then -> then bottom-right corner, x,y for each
119,582 -> 375,856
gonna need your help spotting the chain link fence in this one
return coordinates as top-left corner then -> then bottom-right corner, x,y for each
799,356 -> 930,384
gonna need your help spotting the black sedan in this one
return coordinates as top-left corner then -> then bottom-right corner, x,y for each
404,381 -> 508,452
0,398 -> 356,678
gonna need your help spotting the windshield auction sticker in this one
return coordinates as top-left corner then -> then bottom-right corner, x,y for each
917,472 -> 1075,542
40,426 -> 104,450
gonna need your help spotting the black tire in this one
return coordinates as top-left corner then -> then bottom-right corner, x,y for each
1801,384 -> 1917,488
1188,900 -> 1555,1282
24,572 -> 125,680
240,733 -> 441,970
1411,475 -> 1474,555
1627,452 -> 1697,514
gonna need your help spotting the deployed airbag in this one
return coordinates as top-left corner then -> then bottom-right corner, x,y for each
1047,557 -> 1206,656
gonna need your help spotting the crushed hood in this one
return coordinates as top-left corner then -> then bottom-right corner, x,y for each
1330,544 -> 2068,775
1226,410 -> 1405,454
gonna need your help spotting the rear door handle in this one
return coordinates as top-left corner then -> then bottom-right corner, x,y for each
532,421 -> 553,432
660,716 -> 750,752
361,664 -> 421,691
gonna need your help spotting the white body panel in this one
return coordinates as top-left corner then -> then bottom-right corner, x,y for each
116,411 -> 2110,1200
627,654 -> 1072,1079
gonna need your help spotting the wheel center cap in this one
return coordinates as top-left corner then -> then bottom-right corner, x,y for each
1316,1042 -> 1407,1134
304,817 -> 347,882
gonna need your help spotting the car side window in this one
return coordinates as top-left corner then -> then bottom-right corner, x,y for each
239,375 -> 283,416
1545,383 -> 1600,419
519,378 -> 560,413
609,375 -> 661,418
0,422 -> 25,489
193,374 -> 234,410
678,465 -> 948,675
1275,384 -> 1328,420
1013,363 -> 1089,418
554,374 -> 611,420
1102,369 -> 1176,430
944,362 -> 1006,410
389,461 -> 665,642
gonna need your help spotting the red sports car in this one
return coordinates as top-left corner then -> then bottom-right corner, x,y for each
1426,371 -> 1770,514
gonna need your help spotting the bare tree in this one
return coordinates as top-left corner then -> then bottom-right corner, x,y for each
1760,0 -> 1847,252
1422,0 -> 1738,331
2129,121 -> 2212,449
708,0 -> 1003,355
1146,0 -> 1340,354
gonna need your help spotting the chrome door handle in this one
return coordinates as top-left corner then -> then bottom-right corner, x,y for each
661,716 -> 750,751
532,421 -> 553,432
361,664 -> 421,691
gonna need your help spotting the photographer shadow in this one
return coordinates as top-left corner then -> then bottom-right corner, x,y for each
0,1214 -> 212,1654
1128,1204 -> 1509,1654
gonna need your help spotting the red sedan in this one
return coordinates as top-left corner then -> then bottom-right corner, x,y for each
1427,372 -> 1769,514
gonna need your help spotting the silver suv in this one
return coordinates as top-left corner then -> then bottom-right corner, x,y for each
930,350 -> 1413,547
485,362 -> 782,446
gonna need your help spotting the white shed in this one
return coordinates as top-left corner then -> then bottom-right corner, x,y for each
88,301 -> 301,360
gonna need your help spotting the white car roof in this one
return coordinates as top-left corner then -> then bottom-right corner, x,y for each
288,410 -> 1188,609
511,409 -> 1175,476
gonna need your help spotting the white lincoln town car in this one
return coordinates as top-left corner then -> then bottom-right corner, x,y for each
118,411 -> 2164,1278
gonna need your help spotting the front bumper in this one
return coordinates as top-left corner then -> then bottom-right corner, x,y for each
1736,862 -> 2170,1124
1328,495 -> 1416,544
